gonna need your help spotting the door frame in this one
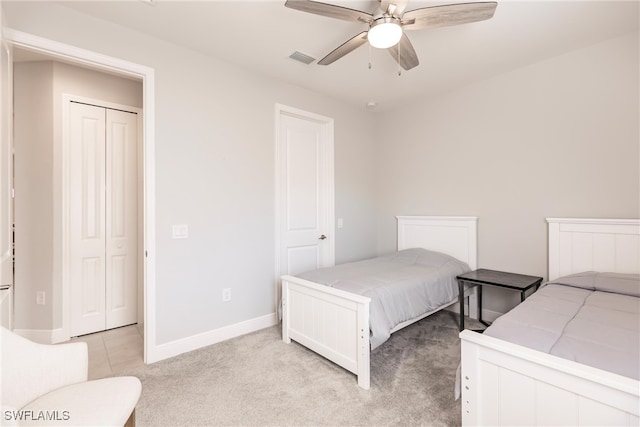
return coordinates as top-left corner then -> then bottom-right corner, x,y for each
274,103 -> 335,313
0,23 -> 13,330
5,29 -> 158,363
63,94 -> 143,338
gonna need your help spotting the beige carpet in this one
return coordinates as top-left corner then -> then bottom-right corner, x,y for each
123,310 -> 479,426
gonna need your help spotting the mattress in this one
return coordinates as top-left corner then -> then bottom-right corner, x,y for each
484,271 -> 640,380
296,248 -> 470,350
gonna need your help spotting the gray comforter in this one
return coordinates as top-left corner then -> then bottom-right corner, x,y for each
297,248 -> 470,350
484,272 -> 640,380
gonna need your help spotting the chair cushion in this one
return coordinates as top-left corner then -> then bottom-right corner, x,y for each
16,377 -> 141,426
1,327 -> 88,410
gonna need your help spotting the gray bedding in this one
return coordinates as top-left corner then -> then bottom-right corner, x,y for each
296,248 -> 470,350
484,272 -> 640,380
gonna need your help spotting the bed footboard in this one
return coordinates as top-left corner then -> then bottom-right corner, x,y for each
281,275 -> 372,389
460,330 -> 640,426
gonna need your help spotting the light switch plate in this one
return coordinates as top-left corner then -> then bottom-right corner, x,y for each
172,224 -> 189,239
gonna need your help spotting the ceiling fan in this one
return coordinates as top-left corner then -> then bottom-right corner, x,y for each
284,0 -> 498,71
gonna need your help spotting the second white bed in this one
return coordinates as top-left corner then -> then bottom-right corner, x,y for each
460,218 -> 640,426
281,215 -> 478,389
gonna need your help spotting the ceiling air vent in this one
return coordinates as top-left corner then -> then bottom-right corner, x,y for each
289,51 -> 316,65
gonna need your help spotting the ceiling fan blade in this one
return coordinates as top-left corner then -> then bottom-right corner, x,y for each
387,32 -> 419,70
285,0 -> 372,23
401,2 -> 497,30
318,31 -> 368,65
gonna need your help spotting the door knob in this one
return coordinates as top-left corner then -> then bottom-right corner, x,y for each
319,235 -> 327,240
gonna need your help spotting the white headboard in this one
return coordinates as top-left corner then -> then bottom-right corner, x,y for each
547,218 -> 640,280
397,216 -> 477,270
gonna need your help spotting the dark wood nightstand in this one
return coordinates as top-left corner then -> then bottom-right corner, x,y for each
456,269 -> 543,331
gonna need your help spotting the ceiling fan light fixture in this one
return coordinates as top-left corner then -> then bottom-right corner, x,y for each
368,17 -> 402,49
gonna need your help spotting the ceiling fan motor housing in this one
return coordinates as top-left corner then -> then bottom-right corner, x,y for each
368,16 -> 403,49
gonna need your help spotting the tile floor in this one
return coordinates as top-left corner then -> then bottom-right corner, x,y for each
70,324 -> 144,380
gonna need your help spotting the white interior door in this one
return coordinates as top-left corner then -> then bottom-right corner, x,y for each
69,102 -> 137,336
277,106 -> 334,279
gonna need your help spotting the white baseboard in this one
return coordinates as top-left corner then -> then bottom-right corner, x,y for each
13,328 -> 67,344
147,312 -> 278,363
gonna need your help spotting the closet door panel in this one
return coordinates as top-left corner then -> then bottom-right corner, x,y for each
105,109 -> 137,329
69,102 -> 106,336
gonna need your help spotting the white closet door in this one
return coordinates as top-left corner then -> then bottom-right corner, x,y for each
105,109 -> 137,329
69,102 -> 107,336
69,103 -> 138,336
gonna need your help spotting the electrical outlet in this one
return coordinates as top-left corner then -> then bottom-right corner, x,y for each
222,288 -> 231,302
36,291 -> 45,305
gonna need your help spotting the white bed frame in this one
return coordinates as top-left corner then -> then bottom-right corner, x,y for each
460,218 -> 640,426
281,215 -> 478,390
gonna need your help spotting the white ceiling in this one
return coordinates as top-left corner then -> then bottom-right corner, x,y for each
37,1 -> 640,111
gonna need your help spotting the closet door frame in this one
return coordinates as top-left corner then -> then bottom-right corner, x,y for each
62,94 -> 143,340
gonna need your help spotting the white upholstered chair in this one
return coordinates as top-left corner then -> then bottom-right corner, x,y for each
0,327 -> 141,426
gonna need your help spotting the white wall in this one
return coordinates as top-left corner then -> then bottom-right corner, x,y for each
374,32 -> 640,313
13,61 -> 53,330
13,59 -> 143,332
3,2 -> 378,344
